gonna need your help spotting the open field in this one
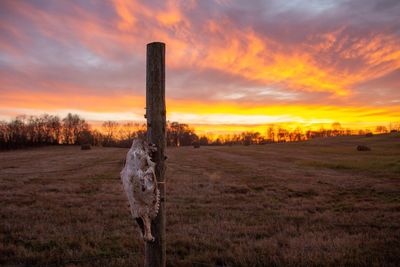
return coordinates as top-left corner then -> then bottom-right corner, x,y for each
1,133 -> 399,266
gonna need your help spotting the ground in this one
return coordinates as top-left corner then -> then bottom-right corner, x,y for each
0,133 -> 399,267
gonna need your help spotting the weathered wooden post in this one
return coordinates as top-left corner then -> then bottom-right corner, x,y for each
145,42 -> 166,267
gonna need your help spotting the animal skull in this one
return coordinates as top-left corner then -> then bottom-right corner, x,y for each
120,139 -> 160,242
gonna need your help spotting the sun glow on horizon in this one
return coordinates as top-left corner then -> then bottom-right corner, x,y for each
1,91 -> 398,136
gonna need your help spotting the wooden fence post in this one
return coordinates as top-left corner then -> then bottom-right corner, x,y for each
145,42 -> 166,267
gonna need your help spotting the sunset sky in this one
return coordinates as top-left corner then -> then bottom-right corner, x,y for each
0,0 -> 399,134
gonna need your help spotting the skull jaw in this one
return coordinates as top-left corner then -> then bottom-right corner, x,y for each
136,216 -> 155,242
143,232 -> 155,242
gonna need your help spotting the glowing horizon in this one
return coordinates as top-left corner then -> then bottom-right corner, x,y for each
0,0 -> 399,134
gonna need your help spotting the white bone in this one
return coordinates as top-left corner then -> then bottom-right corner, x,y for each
120,139 -> 160,242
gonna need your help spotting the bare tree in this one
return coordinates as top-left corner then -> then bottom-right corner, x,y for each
119,122 -> 137,141
332,122 -> 344,136
266,126 -> 275,142
62,113 -> 88,144
102,120 -> 119,145
375,125 -> 388,133
0,120 -> 8,149
167,122 -> 198,146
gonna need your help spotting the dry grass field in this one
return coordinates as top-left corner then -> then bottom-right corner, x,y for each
1,133 -> 399,267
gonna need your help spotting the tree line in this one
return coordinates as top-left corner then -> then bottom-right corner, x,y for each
0,113 -> 199,150
0,113 -> 88,150
0,113 -> 398,150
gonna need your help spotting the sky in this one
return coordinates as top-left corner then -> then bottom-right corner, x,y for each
0,0 -> 399,134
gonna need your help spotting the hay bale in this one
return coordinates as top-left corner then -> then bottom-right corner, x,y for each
193,142 -> 200,148
357,145 -> 370,151
365,133 -> 373,137
81,144 -> 91,150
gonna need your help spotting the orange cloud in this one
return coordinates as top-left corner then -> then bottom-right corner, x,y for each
108,1 -> 400,97
8,0 -> 398,98
0,90 -> 144,113
114,1 -> 137,30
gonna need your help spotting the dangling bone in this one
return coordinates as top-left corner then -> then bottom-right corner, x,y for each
120,139 -> 160,242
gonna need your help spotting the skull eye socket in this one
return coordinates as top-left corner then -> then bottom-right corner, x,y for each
144,175 -> 154,190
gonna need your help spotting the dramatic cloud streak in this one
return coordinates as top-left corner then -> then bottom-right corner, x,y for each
0,0 -> 399,132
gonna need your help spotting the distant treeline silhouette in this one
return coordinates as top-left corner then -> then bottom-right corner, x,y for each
0,113 -> 398,150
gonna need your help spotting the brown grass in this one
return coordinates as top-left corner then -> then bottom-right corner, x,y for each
1,133 -> 399,266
